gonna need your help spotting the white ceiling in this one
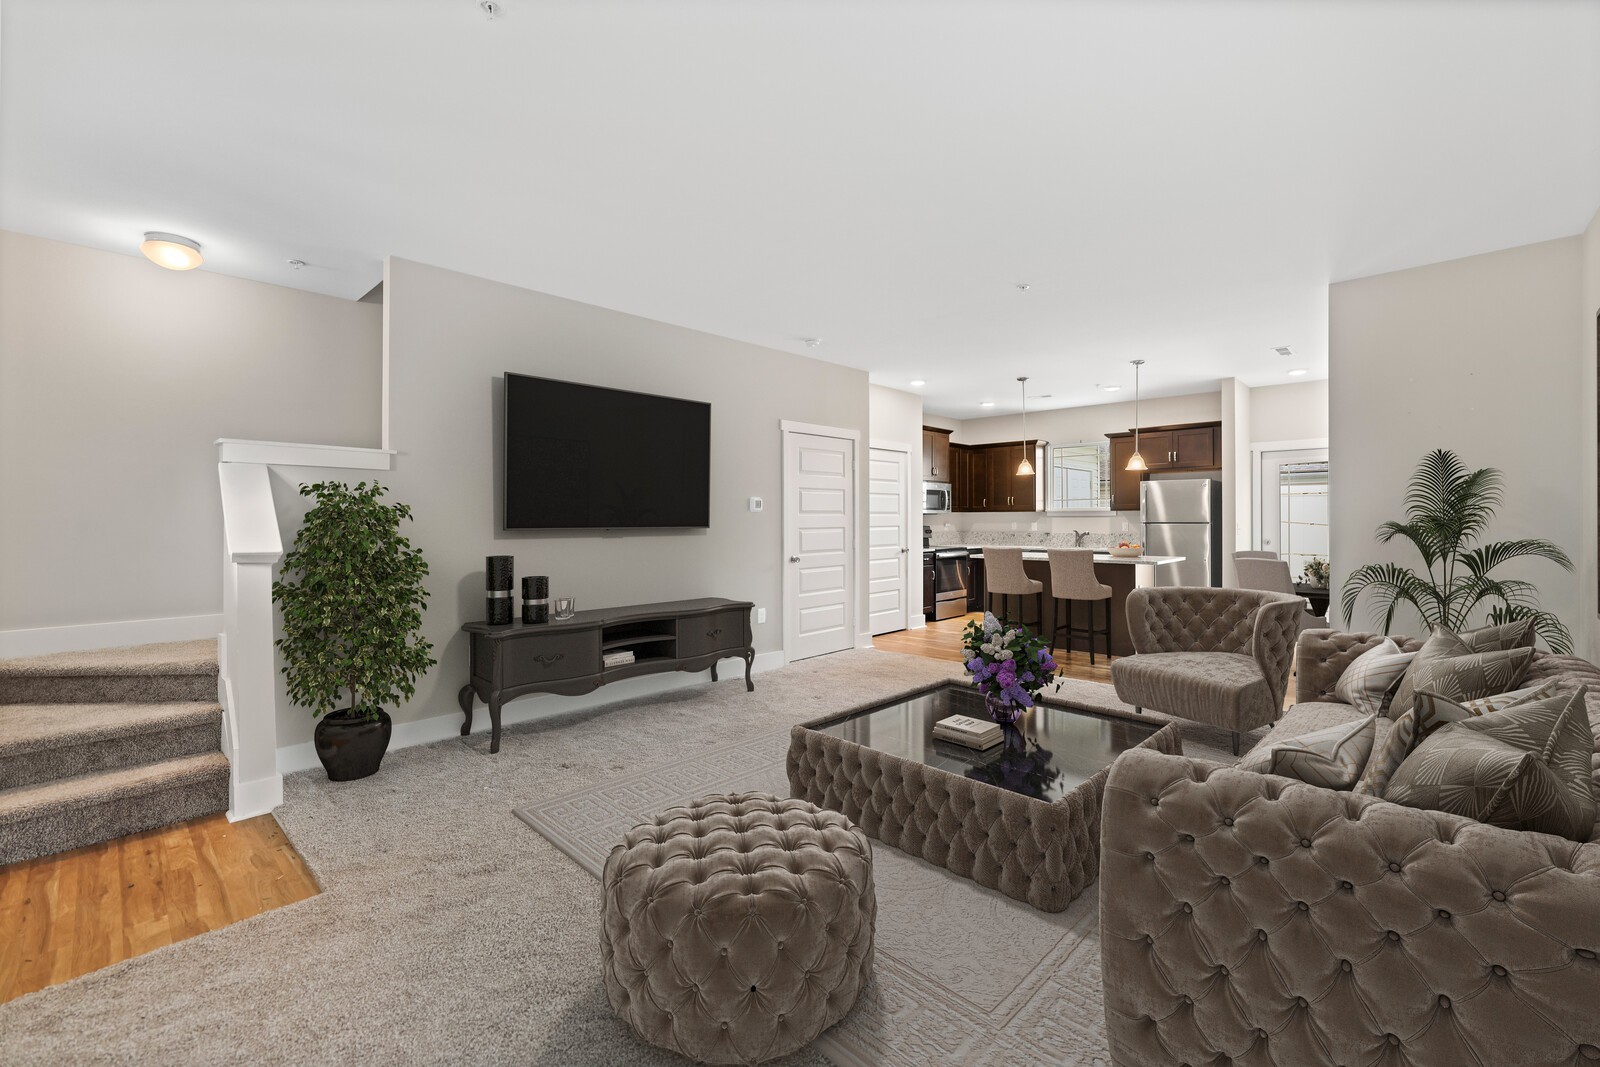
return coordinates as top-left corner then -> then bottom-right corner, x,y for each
4,1 -> 1598,418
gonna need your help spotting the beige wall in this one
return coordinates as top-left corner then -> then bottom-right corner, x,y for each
0,231 -> 382,631
271,258 -> 870,750
1250,379 -> 1329,443
1579,207 -> 1600,661
1330,236 -> 1583,644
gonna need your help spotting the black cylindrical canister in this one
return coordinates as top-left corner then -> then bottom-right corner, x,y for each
522,575 -> 549,624
485,555 -> 513,625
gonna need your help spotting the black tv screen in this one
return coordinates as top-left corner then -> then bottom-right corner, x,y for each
503,374 -> 711,530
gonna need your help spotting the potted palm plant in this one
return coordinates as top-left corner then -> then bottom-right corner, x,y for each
273,481 -> 436,781
1340,449 -> 1573,652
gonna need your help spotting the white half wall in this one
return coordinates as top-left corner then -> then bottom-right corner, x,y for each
268,258 -> 870,752
1330,235 -> 1584,643
0,230 -> 381,631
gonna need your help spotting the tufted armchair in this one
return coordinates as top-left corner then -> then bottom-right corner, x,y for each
1099,747 -> 1600,1066
1111,587 -> 1304,755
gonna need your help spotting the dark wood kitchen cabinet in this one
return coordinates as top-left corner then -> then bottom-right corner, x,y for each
984,441 -> 1039,511
1106,421 -> 1222,511
955,444 -> 987,510
922,427 -> 952,481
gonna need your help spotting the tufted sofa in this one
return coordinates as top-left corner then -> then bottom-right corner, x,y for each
1111,587 -> 1304,756
1097,629 -> 1600,1066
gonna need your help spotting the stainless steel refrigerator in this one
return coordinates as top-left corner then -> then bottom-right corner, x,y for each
1141,478 -> 1222,587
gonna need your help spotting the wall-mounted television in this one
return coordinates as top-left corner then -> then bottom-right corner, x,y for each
503,373 -> 711,530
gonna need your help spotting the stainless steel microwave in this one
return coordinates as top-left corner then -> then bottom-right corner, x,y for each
923,481 -> 952,513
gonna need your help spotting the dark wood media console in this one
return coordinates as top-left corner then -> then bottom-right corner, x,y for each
458,597 -> 756,752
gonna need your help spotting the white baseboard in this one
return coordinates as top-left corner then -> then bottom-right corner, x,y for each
276,650 -> 789,775
0,613 -> 224,658
228,772 -> 284,822
855,631 -> 875,650
909,616 -> 928,630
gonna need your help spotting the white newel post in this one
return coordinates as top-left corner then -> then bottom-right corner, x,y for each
217,461 -> 285,820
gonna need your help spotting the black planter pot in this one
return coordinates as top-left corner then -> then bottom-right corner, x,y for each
314,708 -> 393,781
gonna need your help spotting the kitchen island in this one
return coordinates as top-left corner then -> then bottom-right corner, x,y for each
953,546 -> 1185,657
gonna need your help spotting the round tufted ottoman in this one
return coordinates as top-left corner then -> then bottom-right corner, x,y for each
600,791 -> 875,1065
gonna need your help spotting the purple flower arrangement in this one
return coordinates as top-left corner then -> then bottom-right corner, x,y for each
961,612 -> 1060,723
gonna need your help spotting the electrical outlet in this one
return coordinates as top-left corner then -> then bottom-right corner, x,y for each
757,607 -> 766,624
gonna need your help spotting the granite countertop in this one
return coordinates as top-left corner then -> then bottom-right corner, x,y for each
931,544 -> 1184,565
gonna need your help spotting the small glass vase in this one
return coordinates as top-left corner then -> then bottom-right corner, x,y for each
984,692 -> 1025,726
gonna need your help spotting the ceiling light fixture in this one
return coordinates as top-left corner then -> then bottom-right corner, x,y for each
909,379 -> 926,388
980,401 -> 995,408
1101,384 -> 1122,392
1126,360 -> 1148,472
1016,376 -> 1034,476
140,232 -> 203,271
1287,368 -> 1308,376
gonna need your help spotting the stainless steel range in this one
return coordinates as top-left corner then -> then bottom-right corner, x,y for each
931,548 -> 971,621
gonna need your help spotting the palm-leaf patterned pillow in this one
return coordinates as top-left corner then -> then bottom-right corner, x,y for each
1387,632 -> 1533,720
1333,639 -> 1417,717
1385,687 -> 1596,841
1353,678 -> 1559,797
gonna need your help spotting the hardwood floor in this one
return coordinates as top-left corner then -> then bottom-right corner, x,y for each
0,812 -> 318,1005
874,611 -> 1117,684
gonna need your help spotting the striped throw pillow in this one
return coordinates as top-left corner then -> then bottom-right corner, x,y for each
1237,714 -> 1377,790
1334,639 -> 1417,716
1354,678 -> 1560,797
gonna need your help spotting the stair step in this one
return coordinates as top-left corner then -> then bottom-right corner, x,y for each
0,752 -> 230,865
0,639 -> 218,705
0,702 -> 222,789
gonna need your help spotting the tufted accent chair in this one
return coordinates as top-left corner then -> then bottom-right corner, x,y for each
1099,748 -> 1600,1066
600,792 -> 875,1065
1112,587 -> 1304,755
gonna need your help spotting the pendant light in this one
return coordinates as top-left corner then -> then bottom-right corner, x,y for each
1126,360 -> 1148,472
1015,376 -> 1035,476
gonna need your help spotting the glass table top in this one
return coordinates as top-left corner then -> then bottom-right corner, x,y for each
807,683 -> 1160,803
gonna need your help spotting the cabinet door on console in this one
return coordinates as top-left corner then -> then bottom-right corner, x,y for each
678,610 -> 750,659
501,630 -> 602,688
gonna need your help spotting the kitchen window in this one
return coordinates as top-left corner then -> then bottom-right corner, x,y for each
1048,443 -> 1111,512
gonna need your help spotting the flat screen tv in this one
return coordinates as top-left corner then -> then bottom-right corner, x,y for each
503,374 -> 711,530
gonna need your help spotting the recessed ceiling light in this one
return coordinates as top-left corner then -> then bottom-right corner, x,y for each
1287,368 -> 1309,377
140,232 -> 202,271
1101,384 -> 1122,392
980,401 -> 995,408
909,379 -> 927,388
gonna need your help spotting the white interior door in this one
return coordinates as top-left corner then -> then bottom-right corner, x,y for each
867,446 -> 909,635
784,430 -> 855,661
1258,447 -> 1329,582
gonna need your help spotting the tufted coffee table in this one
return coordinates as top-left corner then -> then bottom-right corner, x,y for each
787,682 -> 1182,912
600,792 -> 875,1065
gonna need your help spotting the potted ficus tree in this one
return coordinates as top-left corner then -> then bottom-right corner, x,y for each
273,481 -> 436,781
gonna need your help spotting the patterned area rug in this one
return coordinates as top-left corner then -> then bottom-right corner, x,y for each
517,728 -> 1120,1066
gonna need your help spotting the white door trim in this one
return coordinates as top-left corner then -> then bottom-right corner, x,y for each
781,421 -> 863,660
1249,438 -> 1329,548
870,437 -> 922,629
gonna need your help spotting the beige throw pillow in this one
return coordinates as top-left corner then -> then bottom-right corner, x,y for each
1385,687 -> 1596,841
1334,639 -> 1418,717
1388,625 -> 1534,719
1237,714 -> 1377,790
1353,678 -> 1560,798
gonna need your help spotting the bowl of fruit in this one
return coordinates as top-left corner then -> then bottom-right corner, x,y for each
1109,540 -> 1143,558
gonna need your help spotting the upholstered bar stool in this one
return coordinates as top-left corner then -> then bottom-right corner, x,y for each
984,547 -> 1043,631
1046,548 -> 1113,664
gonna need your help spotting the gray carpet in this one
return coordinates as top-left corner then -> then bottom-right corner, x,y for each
0,649 -> 1249,1065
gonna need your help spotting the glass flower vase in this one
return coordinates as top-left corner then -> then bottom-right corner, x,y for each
984,692 -> 1025,726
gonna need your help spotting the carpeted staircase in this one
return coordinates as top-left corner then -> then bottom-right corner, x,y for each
0,639 -> 229,865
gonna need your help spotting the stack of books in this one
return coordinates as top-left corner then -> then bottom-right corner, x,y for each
933,713 -> 1003,750
603,650 -> 636,668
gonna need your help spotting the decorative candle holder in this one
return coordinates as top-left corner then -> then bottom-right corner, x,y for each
485,555 -> 513,625
522,574 -> 549,624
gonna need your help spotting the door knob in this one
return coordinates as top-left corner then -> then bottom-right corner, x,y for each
789,555 -> 800,562
900,547 -> 908,554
